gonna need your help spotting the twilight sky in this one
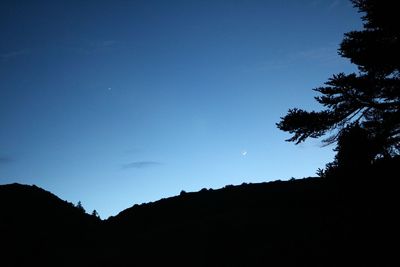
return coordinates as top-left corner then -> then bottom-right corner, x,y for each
0,0 -> 362,218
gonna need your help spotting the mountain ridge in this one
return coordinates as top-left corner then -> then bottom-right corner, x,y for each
0,160 -> 398,266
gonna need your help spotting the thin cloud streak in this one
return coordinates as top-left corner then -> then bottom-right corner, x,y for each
73,40 -> 121,55
242,44 -> 340,73
0,49 -> 29,60
308,0 -> 341,9
124,148 -> 142,155
328,0 -> 341,10
122,161 -> 161,169
98,40 -> 118,48
0,156 -> 13,164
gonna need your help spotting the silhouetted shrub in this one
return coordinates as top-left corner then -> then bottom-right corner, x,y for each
91,209 -> 100,219
336,124 -> 375,168
319,123 -> 376,177
76,201 -> 86,213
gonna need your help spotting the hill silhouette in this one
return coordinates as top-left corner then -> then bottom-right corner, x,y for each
0,158 -> 398,266
0,183 -> 100,267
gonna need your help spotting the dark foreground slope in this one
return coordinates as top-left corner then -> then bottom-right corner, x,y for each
0,183 -> 100,267
0,159 -> 398,266
104,167 -> 397,266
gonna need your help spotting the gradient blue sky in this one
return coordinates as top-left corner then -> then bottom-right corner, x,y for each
0,0 -> 362,218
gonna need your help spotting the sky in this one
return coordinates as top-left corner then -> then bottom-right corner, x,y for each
0,0 -> 362,218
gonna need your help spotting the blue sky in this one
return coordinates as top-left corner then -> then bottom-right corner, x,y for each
0,0 -> 362,218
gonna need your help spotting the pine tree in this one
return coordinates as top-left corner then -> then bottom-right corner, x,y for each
91,209 -> 100,218
76,201 -> 86,213
277,0 -> 400,161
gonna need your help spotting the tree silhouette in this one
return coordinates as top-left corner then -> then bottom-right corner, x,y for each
277,0 -> 399,162
317,122 -> 375,177
76,201 -> 86,213
335,123 -> 375,168
91,209 -> 100,218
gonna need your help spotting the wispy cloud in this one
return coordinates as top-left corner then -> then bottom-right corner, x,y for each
328,0 -> 341,9
72,40 -> 121,55
294,46 -> 338,62
122,161 -> 161,169
97,40 -> 118,48
0,49 -> 29,60
308,0 -> 341,9
0,156 -> 13,164
243,44 -> 340,73
124,148 -> 142,155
